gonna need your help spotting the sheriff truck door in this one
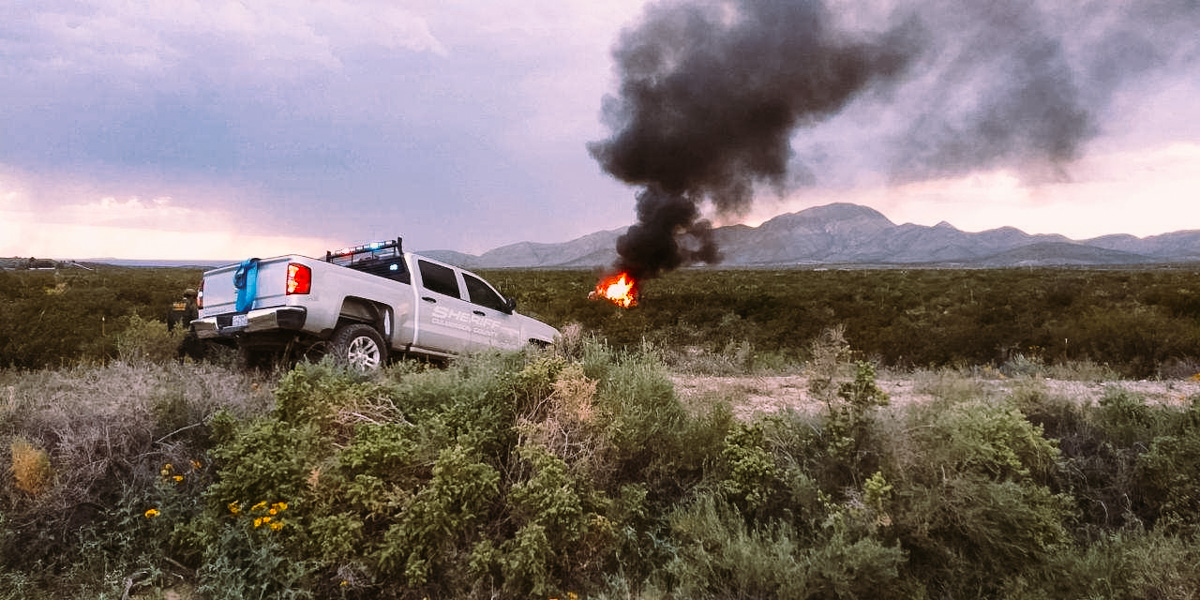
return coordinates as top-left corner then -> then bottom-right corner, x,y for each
412,258 -> 475,354
461,272 -> 522,349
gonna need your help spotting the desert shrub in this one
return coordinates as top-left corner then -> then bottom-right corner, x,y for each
719,422 -> 786,519
821,360 -> 889,484
0,361 -> 270,594
893,474 -> 1072,596
10,320 -> 1200,598
899,396 -> 1061,484
183,344 -> 705,598
1045,358 -> 1120,381
665,493 -> 906,600
9,436 -> 53,496
115,313 -> 185,365
1004,526 -> 1200,599
885,396 -> 1070,595
517,361 -> 603,476
375,444 -> 501,591
1010,383 -> 1135,530
590,346 -> 689,487
1134,408 -> 1200,532
913,368 -> 1003,404
470,444 -> 586,598
273,359 -> 401,431
1095,387 -> 1158,447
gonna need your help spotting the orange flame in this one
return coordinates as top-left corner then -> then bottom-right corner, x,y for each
591,272 -> 638,308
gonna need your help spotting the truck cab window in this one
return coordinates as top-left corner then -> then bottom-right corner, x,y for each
418,260 -> 460,298
350,259 -> 410,284
464,273 -> 509,312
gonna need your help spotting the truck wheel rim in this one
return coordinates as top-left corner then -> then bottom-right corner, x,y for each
346,336 -> 381,370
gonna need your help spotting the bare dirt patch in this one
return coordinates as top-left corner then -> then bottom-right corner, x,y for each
671,372 -> 1200,420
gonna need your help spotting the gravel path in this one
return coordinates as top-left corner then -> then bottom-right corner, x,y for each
671,373 -> 1200,420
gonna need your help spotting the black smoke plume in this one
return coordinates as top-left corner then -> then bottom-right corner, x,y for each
589,0 -> 922,280
891,0 -> 1200,181
590,0 -> 1200,282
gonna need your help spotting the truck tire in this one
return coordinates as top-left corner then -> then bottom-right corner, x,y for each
330,323 -> 387,371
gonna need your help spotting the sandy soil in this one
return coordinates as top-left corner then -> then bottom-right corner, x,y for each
670,372 -> 1200,420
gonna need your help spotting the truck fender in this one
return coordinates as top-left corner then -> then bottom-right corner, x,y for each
338,297 -> 395,343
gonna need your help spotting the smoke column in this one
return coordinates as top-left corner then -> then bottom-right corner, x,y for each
588,0 -> 921,280
590,0 -> 1200,281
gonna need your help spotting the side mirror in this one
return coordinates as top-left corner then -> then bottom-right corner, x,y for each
505,297 -> 517,314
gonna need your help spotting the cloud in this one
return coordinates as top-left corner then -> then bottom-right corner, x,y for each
8,220 -> 334,262
4,0 -> 1199,262
12,1 -> 445,77
0,166 -> 340,259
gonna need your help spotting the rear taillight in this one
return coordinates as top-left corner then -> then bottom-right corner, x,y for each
286,263 -> 312,295
197,280 -> 204,309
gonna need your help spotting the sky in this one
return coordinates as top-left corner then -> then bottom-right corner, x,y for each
2,0 -> 1199,261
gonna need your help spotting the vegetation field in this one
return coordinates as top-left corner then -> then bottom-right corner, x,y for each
485,266 -> 1200,378
5,264 -> 1200,375
3,264 -> 1200,598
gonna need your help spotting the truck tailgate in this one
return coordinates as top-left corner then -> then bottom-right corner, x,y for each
201,257 -> 295,315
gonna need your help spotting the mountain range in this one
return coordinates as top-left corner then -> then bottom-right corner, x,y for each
424,203 -> 1200,269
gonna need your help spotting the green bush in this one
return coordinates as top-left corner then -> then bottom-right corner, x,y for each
666,494 -> 906,600
115,314 -> 185,365
9,332 -> 1200,598
885,394 -> 1070,595
1005,526 -> 1200,599
1135,420 -> 1200,532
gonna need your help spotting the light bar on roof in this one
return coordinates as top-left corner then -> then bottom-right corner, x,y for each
325,237 -> 403,263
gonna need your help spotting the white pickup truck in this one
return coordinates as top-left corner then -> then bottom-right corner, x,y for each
190,238 -> 558,370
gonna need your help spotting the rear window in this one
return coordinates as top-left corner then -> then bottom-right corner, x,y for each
349,259 -> 410,284
418,260 -> 460,298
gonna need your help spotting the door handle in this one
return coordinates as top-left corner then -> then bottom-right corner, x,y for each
422,297 -> 436,303
473,310 -> 485,316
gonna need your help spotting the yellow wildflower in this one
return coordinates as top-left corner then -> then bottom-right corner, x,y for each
251,500 -> 268,512
228,501 -> 241,515
144,508 -> 160,518
269,520 -> 284,531
190,459 -> 202,470
273,501 -> 288,512
254,517 -> 263,528
173,475 -> 184,483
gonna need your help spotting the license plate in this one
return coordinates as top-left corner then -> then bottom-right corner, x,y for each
231,314 -> 248,328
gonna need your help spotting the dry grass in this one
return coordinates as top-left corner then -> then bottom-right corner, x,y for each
518,362 -> 602,470
0,360 -> 274,544
10,437 -> 53,495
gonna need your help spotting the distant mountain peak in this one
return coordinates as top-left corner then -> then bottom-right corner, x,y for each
796,202 -> 893,223
430,203 -> 1200,269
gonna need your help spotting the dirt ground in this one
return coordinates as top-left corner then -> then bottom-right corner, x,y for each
671,372 -> 1200,420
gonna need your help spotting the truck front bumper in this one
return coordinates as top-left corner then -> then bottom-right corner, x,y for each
192,307 -> 307,339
